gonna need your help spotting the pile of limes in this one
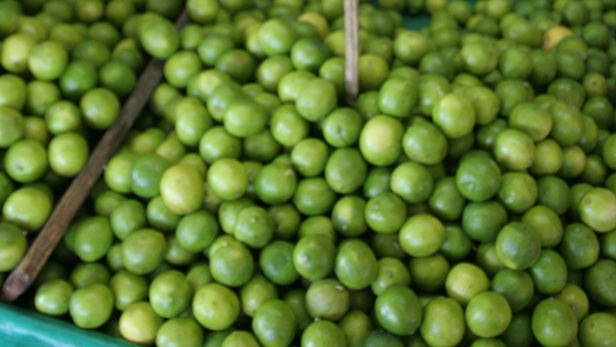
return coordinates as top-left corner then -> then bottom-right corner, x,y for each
1,0 -> 616,346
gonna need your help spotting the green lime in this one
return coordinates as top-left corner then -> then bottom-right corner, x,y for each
445,262 -> 489,305
149,270 -> 192,318
375,286 -> 422,336
193,283 -> 239,330
4,139 -> 47,183
69,283 -> 114,329
48,133 -> 89,177
491,269 -> 534,312
119,301 -> 163,345
0,222 -> 26,271
80,87 -> 120,130
579,313 -> 616,347
399,214 -> 445,257
420,296 -> 465,347
121,229 -> 166,275
209,238 -> 254,287
109,270 -> 148,311
3,186 -> 52,231
156,317 -> 204,347
335,239 -> 378,290
531,298 -> 578,346
34,279 -> 73,316
465,292 -> 511,338
301,320 -> 347,347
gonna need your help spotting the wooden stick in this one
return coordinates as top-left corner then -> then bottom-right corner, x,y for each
1,11 -> 191,302
344,0 -> 359,105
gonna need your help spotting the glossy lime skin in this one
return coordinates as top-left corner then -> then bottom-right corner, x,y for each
296,78 -> 337,122
80,87 -> 120,130
325,148 -> 367,194
584,259 -> 616,307
156,317 -> 204,347
3,186 -> 52,231
109,270 -> 148,311
290,138 -> 328,177
433,93 -> 476,139
462,201 -> 508,242
491,269 -> 534,312
322,107 -> 363,148
0,222 -> 26,271
223,98 -> 267,137
370,257 -> 411,296
495,222 -> 541,270
493,128 -> 535,171
121,229 -> 166,275
0,74 -> 26,113
556,283 -> 589,322
69,262 -> 110,289
456,152 -> 501,202
399,214 -> 445,257
60,60 -> 98,99
521,205 -> 563,248
578,187 -> 616,232
365,192 -> 406,233
409,253 -> 450,293
403,121 -> 447,164
4,139 -> 47,184
301,320 -> 347,347
119,301 -> 163,345
429,177 -> 466,221
259,241 -> 298,286
440,224 -> 473,261
48,133 -> 89,177
306,279 -> 349,321
579,313 -> 616,347
375,286 -> 422,336
176,210 -> 219,253
145,196 -> 179,231
251,299 -> 298,347
34,279 -> 74,316
391,162 -> 434,203
359,115 -> 403,166
149,270 -> 192,318
28,40 -> 68,81
254,163 -> 297,205
293,234 -> 335,280
292,177 -> 336,216
338,310 -> 371,347
221,331 -> 259,347
378,77 -> 417,117
531,298 -> 578,347
0,106 -> 24,148
210,237 -> 254,287
69,283 -> 114,329
560,223 -> 600,270
445,262 -> 489,305
159,164 -> 204,215
207,158 -> 248,200
465,292 -> 511,338
73,216 -> 113,262
420,296 -> 465,347
331,196 -> 367,237
140,18 -> 180,59
549,101 -> 585,146
193,283 -> 240,331
529,249 -> 568,295
234,206 -> 274,248
335,239 -> 378,290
